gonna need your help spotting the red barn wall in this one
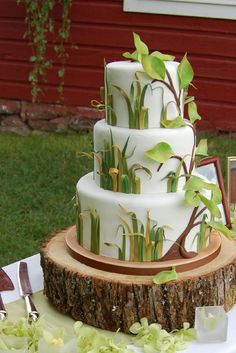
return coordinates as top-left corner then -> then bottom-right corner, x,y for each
0,0 -> 236,132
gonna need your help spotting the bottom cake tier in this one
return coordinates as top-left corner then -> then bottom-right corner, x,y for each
76,172 -> 208,261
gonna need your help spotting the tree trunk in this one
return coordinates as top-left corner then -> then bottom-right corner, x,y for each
40,227 -> 236,333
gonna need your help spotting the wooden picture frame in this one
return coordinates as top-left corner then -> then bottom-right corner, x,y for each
197,156 -> 231,228
227,156 -> 236,219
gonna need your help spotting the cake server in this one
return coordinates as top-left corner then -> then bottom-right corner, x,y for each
0,267 -> 14,320
18,261 -> 39,322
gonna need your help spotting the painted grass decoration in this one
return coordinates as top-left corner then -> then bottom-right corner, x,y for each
112,72 -> 150,129
75,192 -> 83,245
105,224 -> 126,260
105,63 -> 117,126
93,131 -> 152,194
75,207 -> 100,254
105,205 -> 165,262
197,214 -> 208,252
90,208 -> 100,255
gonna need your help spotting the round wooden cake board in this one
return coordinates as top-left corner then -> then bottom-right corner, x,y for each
65,226 -> 222,275
40,227 -> 236,333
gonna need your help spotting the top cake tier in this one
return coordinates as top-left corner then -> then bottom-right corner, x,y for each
105,60 -> 183,129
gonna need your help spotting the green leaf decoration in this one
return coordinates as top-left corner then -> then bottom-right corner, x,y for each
112,85 -> 134,126
142,54 -> 166,80
185,190 -> 201,207
104,242 -> 124,260
231,217 -> 236,237
210,184 -> 222,205
199,195 -> 221,218
153,267 -> 178,284
196,139 -> 208,157
184,175 -> 209,192
161,116 -> 186,129
123,50 -> 139,61
184,175 -> 222,204
129,163 -> 152,179
178,53 -> 194,89
188,101 -> 201,124
133,32 -> 149,58
184,95 -> 195,105
151,51 -> 175,61
164,171 -> 178,193
197,214 -> 208,251
145,142 -> 174,164
208,220 -> 233,240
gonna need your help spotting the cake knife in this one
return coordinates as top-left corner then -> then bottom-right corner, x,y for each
0,267 -> 14,320
18,261 -> 39,322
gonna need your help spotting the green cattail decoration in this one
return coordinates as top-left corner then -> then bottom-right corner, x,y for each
78,213 -> 84,245
139,107 -> 148,129
197,214 -> 207,252
90,209 -> 100,254
122,174 -> 130,193
121,225 -> 126,261
109,168 -> 119,192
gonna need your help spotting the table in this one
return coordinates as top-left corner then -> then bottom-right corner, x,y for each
2,254 -> 236,353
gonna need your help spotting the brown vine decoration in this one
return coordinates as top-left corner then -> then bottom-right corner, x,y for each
18,0 -> 74,102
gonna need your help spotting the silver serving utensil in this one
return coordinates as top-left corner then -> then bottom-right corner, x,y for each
18,261 -> 39,322
0,267 -> 14,320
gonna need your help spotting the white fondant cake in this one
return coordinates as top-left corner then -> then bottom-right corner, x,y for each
94,119 -> 194,194
77,172 -> 208,260
105,61 -> 183,128
75,36 -> 225,263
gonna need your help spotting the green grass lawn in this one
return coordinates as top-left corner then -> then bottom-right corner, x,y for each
0,131 -> 235,266
0,132 -> 93,266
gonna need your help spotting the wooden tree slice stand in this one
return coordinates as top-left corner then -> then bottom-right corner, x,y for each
40,226 -> 236,333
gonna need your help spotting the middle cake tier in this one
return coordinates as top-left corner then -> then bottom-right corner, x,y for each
94,119 -> 195,194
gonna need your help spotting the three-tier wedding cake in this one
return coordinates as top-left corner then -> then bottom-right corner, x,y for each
75,33 -> 223,266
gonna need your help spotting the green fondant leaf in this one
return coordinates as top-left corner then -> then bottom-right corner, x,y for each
185,190 -> 201,207
153,267 -> 178,284
112,84 -> 134,126
161,116 -> 186,129
123,50 -> 139,61
104,242 -> 123,260
141,54 -> 166,80
188,101 -> 201,124
199,194 -> 221,218
178,53 -> 194,89
196,139 -> 208,157
184,175 -> 209,192
133,32 -> 149,58
197,214 -> 208,252
151,51 -> 175,61
129,163 -> 152,179
184,95 -> 195,105
210,184 -> 222,205
208,220 -> 233,240
145,142 -> 174,163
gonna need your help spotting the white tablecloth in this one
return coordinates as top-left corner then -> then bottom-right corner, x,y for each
2,254 -> 236,353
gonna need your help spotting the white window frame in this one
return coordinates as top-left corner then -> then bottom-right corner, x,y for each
123,0 -> 236,20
